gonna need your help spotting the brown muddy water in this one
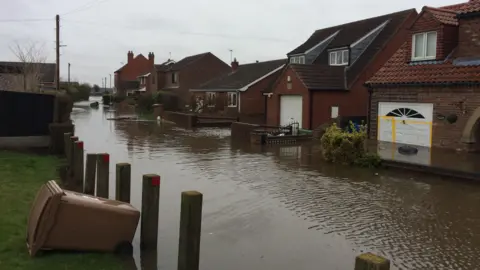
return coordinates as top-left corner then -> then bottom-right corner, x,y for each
72,100 -> 480,270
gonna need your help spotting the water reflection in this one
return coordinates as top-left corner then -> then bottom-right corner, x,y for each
73,103 -> 480,270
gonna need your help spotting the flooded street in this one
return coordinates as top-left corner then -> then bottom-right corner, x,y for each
72,100 -> 480,270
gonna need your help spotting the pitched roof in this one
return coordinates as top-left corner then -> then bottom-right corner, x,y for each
114,54 -> 148,73
291,64 -> 346,90
0,61 -> 56,82
425,7 -> 459,25
288,9 -> 415,56
367,1 -> 480,86
155,59 -> 175,71
194,59 -> 286,91
366,43 -> 480,85
170,52 -> 211,71
443,0 -> 480,14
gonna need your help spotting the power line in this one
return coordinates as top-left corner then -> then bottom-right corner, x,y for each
62,19 -> 294,43
62,0 -> 112,16
0,18 -> 52,23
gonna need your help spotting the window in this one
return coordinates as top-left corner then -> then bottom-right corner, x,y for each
331,106 -> 339,118
289,56 -> 305,64
227,92 -> 237,107
329,50 -> 349,66
171,72 -> 178,83
412,32 -> 437,60
207,92 -> 216,107
386,108 -> 425,119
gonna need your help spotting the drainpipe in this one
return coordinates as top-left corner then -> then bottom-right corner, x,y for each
309,91 -> 313,130
366,85 -> 373,139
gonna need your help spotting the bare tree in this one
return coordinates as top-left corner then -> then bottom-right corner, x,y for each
8,40 -> 48,92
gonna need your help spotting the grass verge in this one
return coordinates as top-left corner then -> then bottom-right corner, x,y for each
0,151 -> 124,270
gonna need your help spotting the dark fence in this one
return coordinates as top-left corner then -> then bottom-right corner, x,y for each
0,90 -> 55,137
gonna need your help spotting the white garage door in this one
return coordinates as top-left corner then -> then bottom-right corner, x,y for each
280,95 -> 302,128
378,102 -> 433,147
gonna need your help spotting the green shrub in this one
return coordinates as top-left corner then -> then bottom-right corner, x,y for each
320,122 -> 381,168
102,94 -> 112,105
154,91 -> 179,111
66,83 -> 91,102
137,93 -> 155,112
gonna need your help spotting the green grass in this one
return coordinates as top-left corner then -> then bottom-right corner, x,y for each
0,151 -> 124,270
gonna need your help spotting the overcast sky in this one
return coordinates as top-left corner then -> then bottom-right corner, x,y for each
0,0 -> 462,86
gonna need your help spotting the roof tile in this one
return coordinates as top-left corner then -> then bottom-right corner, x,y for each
290,64 -> 346,90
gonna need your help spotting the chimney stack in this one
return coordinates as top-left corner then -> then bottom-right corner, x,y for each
127,51 -> 134,63
231,58 -> 239,71
148,52 -> 155,66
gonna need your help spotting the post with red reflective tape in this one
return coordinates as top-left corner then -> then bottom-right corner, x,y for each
141,174 -> 160,250
72,141 -> 84,192
96,153 -> 110,198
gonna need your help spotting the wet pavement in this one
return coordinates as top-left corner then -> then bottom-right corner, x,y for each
72,99 -> 480,270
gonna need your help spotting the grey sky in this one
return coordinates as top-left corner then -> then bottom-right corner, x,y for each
0,0 -> 461,86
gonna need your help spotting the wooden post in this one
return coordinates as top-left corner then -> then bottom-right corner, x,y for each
140,174 -> 160,250
68,136 -> 78,178
115,163 -> 131,203
72,141 -> 84,192
354,253 -> 390,270
84,153 -> 97,195
63,132 -> 72,159
177,191 -> 203,270
96,153 -> 110,198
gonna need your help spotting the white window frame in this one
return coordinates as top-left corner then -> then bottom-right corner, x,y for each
206,92 -> 216,107
411,31 -> 437,61
329,50 -> 349,66
331,106 -> 339,118
289,55 -> 305,64
227,92 -> 237,107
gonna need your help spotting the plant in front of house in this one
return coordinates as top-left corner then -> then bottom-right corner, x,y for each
320,122 -> 381,168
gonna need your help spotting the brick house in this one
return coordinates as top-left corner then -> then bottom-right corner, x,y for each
366,0 -> 480,152
153,52 -> 231,110
0,61 -> 56,91
190,58 -> 286,124
114,51 -> 154,96
265,9 -> 418,130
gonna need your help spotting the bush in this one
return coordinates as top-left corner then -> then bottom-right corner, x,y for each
66,83 -> 91,102
137,93 -> 155,112
320,122 -> 381,168
154,91 -> 179,111
102,94 -> 112,105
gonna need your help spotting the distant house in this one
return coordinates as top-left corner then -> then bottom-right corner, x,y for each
114,51 -> 154,96
153,52 -> 231,110
190,58 -> 286,124
264,9 -> 417,130
0,61 -> 56,91
366,0 -> 480,152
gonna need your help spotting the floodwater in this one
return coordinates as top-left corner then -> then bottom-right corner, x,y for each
72,99 -> 480,270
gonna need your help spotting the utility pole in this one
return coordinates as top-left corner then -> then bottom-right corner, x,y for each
104,77 -> 107,92
109,74 -> 112,89
68,63 -> 71,87
55,14 -> 60,91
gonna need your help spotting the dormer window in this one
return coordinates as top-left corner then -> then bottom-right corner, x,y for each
412,31 -> 437,61
290,55 -> 305,64
329,49 -> 349,66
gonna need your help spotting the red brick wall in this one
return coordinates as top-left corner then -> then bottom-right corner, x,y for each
266,67 -> 311,128
442,25 -> 459,58
369,86 -> 480,150
175,54 -> 230,109
406,12 -> 442,62
457,17 -> 480,58
240,70 -> 281,121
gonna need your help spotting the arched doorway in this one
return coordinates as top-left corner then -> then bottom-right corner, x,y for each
461,107 -> 480,152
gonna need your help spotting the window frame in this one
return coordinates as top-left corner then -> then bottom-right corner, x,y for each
289,55 -> 305,64
331,106 -> 339,119
411,31 -> 437,61
227,92 -> 237,107
206,92 -> 216,107
329,50 -> 349,66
